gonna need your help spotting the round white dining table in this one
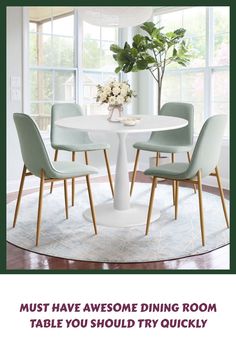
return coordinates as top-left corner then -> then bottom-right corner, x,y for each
56,114 -> 188,227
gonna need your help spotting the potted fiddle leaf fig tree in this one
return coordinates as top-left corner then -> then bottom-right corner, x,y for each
110,22 -> 191,114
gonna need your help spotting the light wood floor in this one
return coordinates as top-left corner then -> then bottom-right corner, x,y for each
7,172 -> 230,270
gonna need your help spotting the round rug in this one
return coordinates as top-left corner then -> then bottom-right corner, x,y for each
7,183 -> 229,263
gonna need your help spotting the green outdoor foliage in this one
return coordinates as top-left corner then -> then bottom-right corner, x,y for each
110,21 -> 191,113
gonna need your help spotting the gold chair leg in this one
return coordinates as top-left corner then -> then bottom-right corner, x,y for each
84,151 -> 89,165
103,149 -> 114,197
86,175 -> 97,235
197,170 -> 205,246
171,153 -> 175,204
130,149 -> 140,196
13,165 -> 27,227
215,166 -> 229,228
187,152 -> 197,193
64,179 -> 69,219
50,149 -> 58,194
171,152 -> 175,163
156,152 -> 160,166
36,169 -> 45,247
172,180 -> 176,206
145,177 -> 157,235
175,180 -> 179,220
71,151 -> 76,206
154,152 -> 160,188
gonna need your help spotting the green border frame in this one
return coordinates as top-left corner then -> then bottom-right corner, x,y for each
0,0 -> 234,274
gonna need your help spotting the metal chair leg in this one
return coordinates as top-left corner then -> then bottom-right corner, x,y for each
71,151 -> 76,206
130,149 -> 140,196
103,149 -> 114,197
84,151 -> 89,164
154,152 -> 160,188
13,165 -> 27,227
145,177 -> 157,235
36,169 -> 45,246
172,180 -> 176,206
64,179 -> 69,219
171,153 -> 175,204
175,180 -> 179,220
50,150 -> 58,194
156,152 -> 160,166
187,152 -> 197,193
86,175 -> 97,235
197,170 -> 205,246
171,152 -> 175,163
215,166 -> 229,228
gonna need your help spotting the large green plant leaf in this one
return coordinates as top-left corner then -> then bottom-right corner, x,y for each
110,21 -> 191,113
140,22 -> 156,35
136,59 -> 148,70
110,44 -> 122,53
110,21 -> 191,77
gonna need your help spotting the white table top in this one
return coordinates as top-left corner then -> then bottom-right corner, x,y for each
56,114 -> 188,134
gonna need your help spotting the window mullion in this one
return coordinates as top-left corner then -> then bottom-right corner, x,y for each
118,28 -> 126,82
100,26 -> 102,80
207,7 -> 214,67
205,7 -> 214,119
52,70 -> 55,104
51,10 -> 54,107
75,9 -> 82,106
23,7 -> 30,113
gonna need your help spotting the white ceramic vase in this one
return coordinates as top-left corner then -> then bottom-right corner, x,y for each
107,104 -> 123,122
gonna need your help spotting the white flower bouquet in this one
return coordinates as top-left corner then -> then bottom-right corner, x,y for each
96,79 -> 136,106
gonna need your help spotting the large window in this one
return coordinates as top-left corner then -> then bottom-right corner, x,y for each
29,7 -> 76,131
28,7 -> 119,130
155,7 -> 229,136
82,22 -> 119,115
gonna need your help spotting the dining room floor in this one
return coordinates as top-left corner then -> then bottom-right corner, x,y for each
6,172 -> 229,271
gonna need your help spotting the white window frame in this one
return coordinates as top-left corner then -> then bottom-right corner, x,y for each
23,7 -> 123,131
153,6 -> 229,141
81,20 -> 121,115
23,8 -> 77,131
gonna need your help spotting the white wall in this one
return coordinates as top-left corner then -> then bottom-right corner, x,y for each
7,7 -> 24,191
6,7 -> 229,192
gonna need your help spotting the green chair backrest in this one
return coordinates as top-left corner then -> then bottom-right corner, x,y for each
51,103 -> 91,148
14,113 -> 55,178
185,115 -> 227,178
150,102 -> 194,146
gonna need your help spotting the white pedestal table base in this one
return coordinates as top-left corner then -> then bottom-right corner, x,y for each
56,115 -> 188,228
83,203 -> 160,228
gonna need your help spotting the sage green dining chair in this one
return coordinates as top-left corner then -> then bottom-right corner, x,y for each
13,113 -> 98,246
50,103 -> 114,206
130,102 -> 195,197
144,114 -> 229,246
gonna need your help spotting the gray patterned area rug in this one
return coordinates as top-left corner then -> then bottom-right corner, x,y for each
7,183 -> 229,263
